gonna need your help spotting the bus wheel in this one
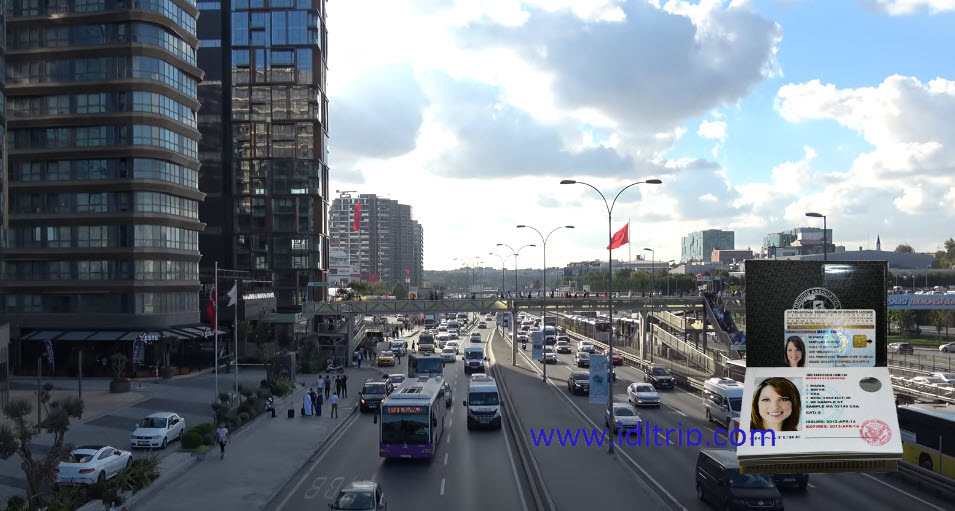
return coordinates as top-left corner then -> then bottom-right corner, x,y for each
919,453 -> 933,471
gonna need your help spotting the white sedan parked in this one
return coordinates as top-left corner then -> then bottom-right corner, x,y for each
130,412 -> 186,449
56,445 -> 132,485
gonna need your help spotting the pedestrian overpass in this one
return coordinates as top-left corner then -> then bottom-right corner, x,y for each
301,296 -> 711,316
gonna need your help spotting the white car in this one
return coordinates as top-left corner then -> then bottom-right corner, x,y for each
57,445 -> 132,485
932,372 -> 955,383
555,340 -> 572,354
470,332 -> 482,343
910,376 -> 953,388
446,340 -> 460,354
449,330 -> 460,340
605,403 -> 641,433
436,332 -> 450,345
441,347 -> 457,362
540,346 -> 557,364
940,342 -> 955,353
131,412 -> 186,449
577,341 -> 595,353
627,383 -> 661,407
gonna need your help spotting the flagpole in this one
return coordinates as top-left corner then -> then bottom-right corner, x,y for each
628,218 -> 631,269
214,261 -> 219,403
234,279 -> 240,400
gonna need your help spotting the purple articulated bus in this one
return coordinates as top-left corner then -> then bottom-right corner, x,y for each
379,376 -> 449,459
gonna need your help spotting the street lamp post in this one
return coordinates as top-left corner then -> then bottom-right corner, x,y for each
517,225 -> 574,382
560,178 -> 661,454
488,252 -> 512,298
805,212 -> 828,261
497,243 -> 536,365
644,248 -> 655,363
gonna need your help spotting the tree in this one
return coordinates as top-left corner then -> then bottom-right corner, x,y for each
0,393 -> 84,508
159,336 -> 181,375
895,244 -> 914,253
888,310 -> 916,339
348,281 -> 370,296
930,309 -> 949,340
391,282 -> 408,299
367,281 -> 389,295
109,353 -> 128,381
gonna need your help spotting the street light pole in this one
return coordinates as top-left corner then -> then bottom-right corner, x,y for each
489,252 -> 512,298
561,178 -> 661,454
805,212 -> 827,261
517,225 -> 574,382
498,243 -> 536,365
644,248 -> 655,362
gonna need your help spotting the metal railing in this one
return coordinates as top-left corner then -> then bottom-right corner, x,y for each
889,353 -> 954,373
896,461 -> 955,498
650,324 -> 716,373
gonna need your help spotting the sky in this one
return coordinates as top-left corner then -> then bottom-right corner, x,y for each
325,0 -> 955,271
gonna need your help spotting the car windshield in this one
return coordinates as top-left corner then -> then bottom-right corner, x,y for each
442,348 -> 454,354
729,398 -> 742,412
362,384 -> 387,394
389,376 -> 405,384
578,353 -> 589,358
333,490 -> 375,510
466,351 -> 484,360
65,450 -> 97,463
380,351 -> 393,357
728,471 -> 775,488
615,407 -> 636,417
939,373 -> 955,380
139,417 -> 167,428
557,341 -> 569,345
652,368 -> 669,376
636,385 -> 655,393
573,374 -> 589,381
469,391 -> 499,405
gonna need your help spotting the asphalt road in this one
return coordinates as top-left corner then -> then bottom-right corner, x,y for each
493,318 -> 955,511
267,315 -> 529,511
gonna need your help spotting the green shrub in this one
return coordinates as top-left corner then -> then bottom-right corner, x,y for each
193,423 -> 215,436
5,495 -> 27,511
238,411 -> 251,424
256,388 -> 270,399
128,456 -> 160,489
269,378 -> 294,397
45,485 -> 87,511
182,431 -> 202,449
202,432 -> 214,445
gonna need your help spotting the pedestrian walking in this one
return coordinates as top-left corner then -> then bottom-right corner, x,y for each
216,424 -> 228,460
309,388 -> 318,415
315,390 -> 324,416
357,350 -> 363,368
335,375 -> 342,396
330,393 -> 339,418
341,373 -> 348,398
316,374 -> 324,397
324,374 -> 331,399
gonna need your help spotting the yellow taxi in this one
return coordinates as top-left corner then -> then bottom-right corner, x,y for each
377,350 -> 396,366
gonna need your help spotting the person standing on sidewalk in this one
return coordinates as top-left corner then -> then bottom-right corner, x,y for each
315,389 -> 324,416
330,393 -> 339,418
316,374 -> 324,397
357,350 -> 363,368
216,424 -> 228,460
335,375 -> 342,396
341,373 -> 349,398
324,374 -> 331,400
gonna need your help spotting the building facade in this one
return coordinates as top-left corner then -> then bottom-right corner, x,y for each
197,0 -> 330,312
681,229 -> 734,263
328,193 -> 423,290
1,0 -> 206,362
763,227 -> 834,257
710,249 -> 753,264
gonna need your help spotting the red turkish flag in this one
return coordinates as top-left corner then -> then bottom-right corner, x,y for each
353,202 -> 361,231
607,222 -> 630,250
206,287 -> 217,327
404,269 -> 410,275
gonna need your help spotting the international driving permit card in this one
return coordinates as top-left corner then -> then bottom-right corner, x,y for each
784,309 -> 876,367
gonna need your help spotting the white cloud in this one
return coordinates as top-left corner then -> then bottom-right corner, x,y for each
697,120 -> 728,140
870,0 -> 955,15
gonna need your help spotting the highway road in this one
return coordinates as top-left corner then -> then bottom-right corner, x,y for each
492,317 -> 955,511
266,316 -> 529,511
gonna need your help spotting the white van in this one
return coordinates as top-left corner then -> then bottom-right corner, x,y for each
464,374 -> 501,430
702,378 -> 743,428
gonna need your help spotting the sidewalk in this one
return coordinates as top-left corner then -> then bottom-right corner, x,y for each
129,366 -> 384,511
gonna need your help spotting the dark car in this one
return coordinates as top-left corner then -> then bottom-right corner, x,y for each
611,353 -> 624,366
567,372 -> 590,395
645,365 -> 674,389
330,481 -> 387,511
889,342 -> 914,355
772,472 -> 809,490
695,449 -> 783,511
359,380 -> 391,412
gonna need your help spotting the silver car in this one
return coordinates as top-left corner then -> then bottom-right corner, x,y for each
627,383 -> 660,407
605,403 -> 641,433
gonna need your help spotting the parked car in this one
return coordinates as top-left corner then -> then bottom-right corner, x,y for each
57,445 -> 132,485
889,342 -> 915,354
130,412 -> 186,449
939,342 -> 955,353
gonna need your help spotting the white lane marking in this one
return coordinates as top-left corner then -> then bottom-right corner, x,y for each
446,433 -> 452,444
449,417 -> 453,427
275,412 -> 358,511
502,404 -> 531,511
807,483 -> 816,489
662,403 -> 686,416
440,478 -> 446,496
444,453 -> 449,465
859,473 -> 949,511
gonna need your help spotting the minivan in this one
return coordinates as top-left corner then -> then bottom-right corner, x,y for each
463,346 -> 487,374
695,449 -> 783,511
703,378 -> 743,428
464,375 -> 501,429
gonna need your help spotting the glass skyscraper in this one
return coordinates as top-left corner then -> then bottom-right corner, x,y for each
197,0 -> 329,313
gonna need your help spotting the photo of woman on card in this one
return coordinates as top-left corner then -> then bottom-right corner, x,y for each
750,377 -> 802,432
785,336 -> 806,368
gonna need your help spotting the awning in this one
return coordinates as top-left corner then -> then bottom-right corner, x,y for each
57,331 -> 96,341
19,331 -> 39,341
31,331 -> 64,341
88,331 -> 128,341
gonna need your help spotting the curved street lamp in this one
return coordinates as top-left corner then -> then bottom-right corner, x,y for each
517,224 -> 574,381
560,178 -> 661,453
497,243 -> 536,365
488,252 -> 513,298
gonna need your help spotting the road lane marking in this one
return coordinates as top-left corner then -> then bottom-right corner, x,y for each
859,473 -> 948,511
662,403 -> 686,416
502,405 -> 531,511
275,412 -> 359,511
807,483 -> 816,488
440,478 -> 446,495
444,453 -> 449,465
446,433 -> 452,444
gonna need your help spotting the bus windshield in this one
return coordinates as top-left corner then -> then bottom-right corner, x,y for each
419,334 -> 435,345
381,410 -> 430,444
411,356 -> 443,376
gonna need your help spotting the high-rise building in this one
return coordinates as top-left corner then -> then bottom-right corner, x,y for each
0,0 -> 206,371
681,229 -> 735,263
328,193 -> 423,290
197,0 -> 330,311
763,227 -> 833,257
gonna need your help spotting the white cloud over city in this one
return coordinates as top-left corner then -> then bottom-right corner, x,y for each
326,0 -> 955,269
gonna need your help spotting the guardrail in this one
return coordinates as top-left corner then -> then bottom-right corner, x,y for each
889,376 -> 955,404
896,461 -> 955,498
889,353 -> 954,373
650,324 -> 716,373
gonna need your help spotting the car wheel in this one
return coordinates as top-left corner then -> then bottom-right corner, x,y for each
97,471 -> 106,483
178,429 -> 183,441
696,482 -> 704,500
161,437 -> 167,449
705,409 -> 712,422
126,458 -> 133,469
